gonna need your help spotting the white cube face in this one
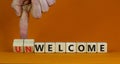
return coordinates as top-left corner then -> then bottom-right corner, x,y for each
77,42 -> 86,53
66,42 -> 76,53
13,39 -> 24,46
24,39 -> 34,53
56,42 -> 65,53
13,39 -> 24,53
45,42 -> 55,53
87,43 -> 97,53
34,42 -> 45,53
97,42 -> 107,53
24,39 -> 34,46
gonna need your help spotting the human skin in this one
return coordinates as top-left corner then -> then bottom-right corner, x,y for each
11,0 -> 55,39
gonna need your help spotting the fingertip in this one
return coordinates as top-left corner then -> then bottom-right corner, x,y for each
39,0 -> 49,12
42,7 -> 49,13
47,0 -> 56,6
33,13 -> 42,19
49,1 -> 55,6
31,9 -> 42,18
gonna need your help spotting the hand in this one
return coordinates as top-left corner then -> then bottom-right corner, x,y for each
11,0 -> 55,39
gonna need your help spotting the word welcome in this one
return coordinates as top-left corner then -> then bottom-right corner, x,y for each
13,39 -> 107,53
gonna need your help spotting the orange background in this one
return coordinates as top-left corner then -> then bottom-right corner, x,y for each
0,0 -> 120,63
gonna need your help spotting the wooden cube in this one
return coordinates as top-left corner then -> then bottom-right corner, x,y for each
13,39 -> 24,53
97,42 -> 107,53
24,39 -> 34,53
77,42 -> 86,53
34,42 -> 45,53
45,42 -> 55,53
66,42 -> 76,53
87,43 -> 97,53
56,42 -> 65,53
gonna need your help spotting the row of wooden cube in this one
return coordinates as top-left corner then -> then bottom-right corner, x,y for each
13,39 -> 107,53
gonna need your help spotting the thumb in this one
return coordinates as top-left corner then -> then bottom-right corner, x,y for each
11,0 -> 24,16
20,9 -> 29,39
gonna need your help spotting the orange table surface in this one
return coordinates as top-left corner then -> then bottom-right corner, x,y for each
0,52 -> 120,64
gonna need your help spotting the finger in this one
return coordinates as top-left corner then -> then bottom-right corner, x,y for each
31,0 -> 42,18
46,0 -> 55,6
11,0 -> 24,16
20,9 -> 28,39
39,0 -> 49,12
